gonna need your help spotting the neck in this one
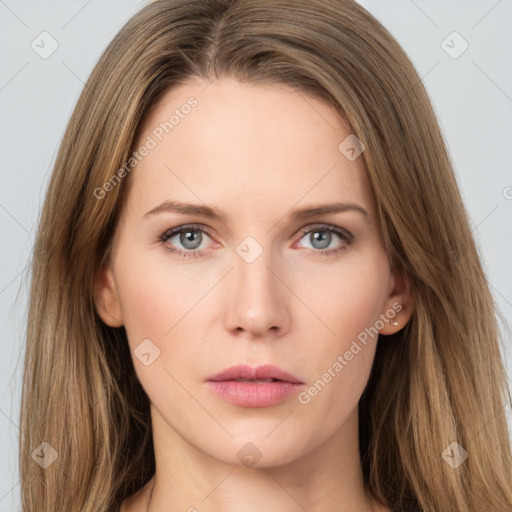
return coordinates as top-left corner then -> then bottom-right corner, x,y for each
142,404 -> 383,512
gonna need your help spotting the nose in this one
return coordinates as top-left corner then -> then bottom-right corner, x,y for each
222,245 -> 291,338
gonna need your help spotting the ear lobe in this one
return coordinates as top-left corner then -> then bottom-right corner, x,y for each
378,267 -> 415,335
93,262 -> 124,327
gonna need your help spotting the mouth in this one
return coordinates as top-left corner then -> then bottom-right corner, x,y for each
206,364 -> 305,407
206,363 -> 304,384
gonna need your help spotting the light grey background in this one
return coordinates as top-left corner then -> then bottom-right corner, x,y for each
1,1 -> 511,510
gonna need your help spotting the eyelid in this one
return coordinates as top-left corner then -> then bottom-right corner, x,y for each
295,223 -> 354,242
159,223 -> 214,239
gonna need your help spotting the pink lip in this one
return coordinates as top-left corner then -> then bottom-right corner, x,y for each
206,364 -> 305,408
207,364 -> 304,383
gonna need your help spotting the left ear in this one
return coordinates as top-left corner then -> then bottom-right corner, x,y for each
378,263 -> 415,335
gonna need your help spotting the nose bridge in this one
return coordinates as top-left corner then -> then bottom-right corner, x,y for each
224,233 -> 288,335
234,233 -> 280,303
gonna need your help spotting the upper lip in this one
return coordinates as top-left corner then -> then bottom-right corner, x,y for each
207,364 -> 304,384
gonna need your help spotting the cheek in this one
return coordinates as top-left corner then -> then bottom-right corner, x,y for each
297,248 -> 390,350
116,271 -> 169,341
293,251 -> 389,422
114,240 -> 197,333
113,253 -> 199,415
330,265 -> 387,340
113,247 -> 214,368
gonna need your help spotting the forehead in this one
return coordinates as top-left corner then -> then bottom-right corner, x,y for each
126,78 -> 374,219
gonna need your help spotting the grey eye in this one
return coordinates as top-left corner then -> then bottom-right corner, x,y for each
176,229 -> 204,250
307,230 -> 332,250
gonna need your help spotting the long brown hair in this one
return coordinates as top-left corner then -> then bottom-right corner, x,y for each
19,0 -> 512,510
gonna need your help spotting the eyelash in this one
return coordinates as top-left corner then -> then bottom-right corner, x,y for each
156,223 -> 354,259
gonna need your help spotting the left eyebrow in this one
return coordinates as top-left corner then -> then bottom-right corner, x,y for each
288,202 -> 369,221
143,200 -> 369,223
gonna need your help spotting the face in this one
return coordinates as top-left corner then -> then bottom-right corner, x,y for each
95,77 -> 413,469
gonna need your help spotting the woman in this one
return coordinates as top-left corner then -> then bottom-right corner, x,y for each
19,0 -> 512,511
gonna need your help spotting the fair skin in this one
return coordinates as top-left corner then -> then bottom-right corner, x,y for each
95,77 -> 414,512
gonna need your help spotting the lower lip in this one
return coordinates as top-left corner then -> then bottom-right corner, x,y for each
206,380 -> 304,407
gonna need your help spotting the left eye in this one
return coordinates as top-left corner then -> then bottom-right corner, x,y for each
294,225 -> 354,255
